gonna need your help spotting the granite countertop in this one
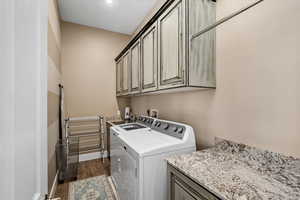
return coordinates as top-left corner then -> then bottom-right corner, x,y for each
166,140 -> 300,200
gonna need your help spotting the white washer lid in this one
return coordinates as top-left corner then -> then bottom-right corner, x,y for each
118,129 -> 192,157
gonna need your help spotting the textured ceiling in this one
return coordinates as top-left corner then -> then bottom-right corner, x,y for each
58,0 -> 159,35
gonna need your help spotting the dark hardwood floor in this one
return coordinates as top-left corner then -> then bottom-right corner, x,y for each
54,158 -> 110,200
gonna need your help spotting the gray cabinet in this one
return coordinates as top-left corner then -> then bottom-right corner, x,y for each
168,164 -> 220,200
174,181 -> 198,200
141,23 -> 158,93
116,58 -> 122,96
158,0 -> 185,89
122,51 -> 130,94
116,50 -> 131,96
130,40 -> 141,94
115,0 -> 217,97
188,0 -> 216,87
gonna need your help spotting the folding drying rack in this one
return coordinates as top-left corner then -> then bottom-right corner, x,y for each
56,115 -> 105,182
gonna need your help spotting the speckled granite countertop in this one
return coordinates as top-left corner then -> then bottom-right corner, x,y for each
166,140 -> 300,200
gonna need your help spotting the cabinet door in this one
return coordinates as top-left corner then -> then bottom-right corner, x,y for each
119,145 -> 138,200
130,40 -> 141,94
174,181 -> 198,200
122,51 -> 130,94
110,133 -> 122,191
168,164 -> 219,200
116,59 -> 123,96
188,0 -> 216,87
141,23 -> 158,93
158,0 -> 185,89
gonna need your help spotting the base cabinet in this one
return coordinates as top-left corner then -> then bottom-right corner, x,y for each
168,164 -> 220,200
173,180 -> 198,200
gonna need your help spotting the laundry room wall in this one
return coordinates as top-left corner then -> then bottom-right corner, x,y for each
130,0 -> 300,158
61,22 -> 131,119
48,0 -> 62,192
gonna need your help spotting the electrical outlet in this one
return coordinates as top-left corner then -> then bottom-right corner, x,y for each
150,109 -> 159,118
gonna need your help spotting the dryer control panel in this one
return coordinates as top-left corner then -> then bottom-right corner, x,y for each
152,120 -> 186,139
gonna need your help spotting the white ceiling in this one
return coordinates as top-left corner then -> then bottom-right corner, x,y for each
58,0 -> 159,35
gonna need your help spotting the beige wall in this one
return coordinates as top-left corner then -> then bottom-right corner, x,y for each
48,0 -> 61,192
131,0 -> 300,158
61,22 -> 131,118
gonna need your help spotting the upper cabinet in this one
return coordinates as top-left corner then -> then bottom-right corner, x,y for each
188,0 -> 216,87
116,59 -> 122,96
115,0 -> 216,97
122,51 -> 130,94
158,0 -> 185,89
130,40 -> 141,94
141,23 -> 158,93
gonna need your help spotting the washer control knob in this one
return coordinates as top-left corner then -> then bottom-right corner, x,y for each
172,127 -> 178,132
157,122 -> 161,127
164,124 -> 169,130
178,127 -> 184,134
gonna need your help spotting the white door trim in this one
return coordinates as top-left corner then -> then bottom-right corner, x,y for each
36,0 -> 49,197
0,1 -> 15,199
0,0 -> 48,199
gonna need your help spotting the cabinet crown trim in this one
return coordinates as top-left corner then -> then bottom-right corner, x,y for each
114,0 -> 176,61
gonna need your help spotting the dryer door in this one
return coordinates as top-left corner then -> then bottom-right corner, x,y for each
119,144 -> 138,200
110,130 -> 122,191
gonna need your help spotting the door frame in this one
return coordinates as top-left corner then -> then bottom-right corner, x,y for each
0,0 -> 48,199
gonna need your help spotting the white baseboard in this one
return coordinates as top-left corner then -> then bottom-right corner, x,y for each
79,150 -> 108,162
49,170 -> 59,198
